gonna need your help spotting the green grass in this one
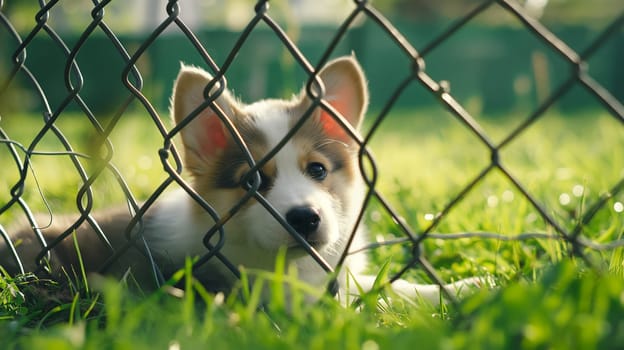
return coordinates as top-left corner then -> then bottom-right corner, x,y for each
1,108 -> 623,349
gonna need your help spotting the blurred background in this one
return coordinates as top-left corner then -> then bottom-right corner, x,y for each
1,0 -> 622,118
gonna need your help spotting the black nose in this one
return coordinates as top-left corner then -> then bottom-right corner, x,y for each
285,206 -> 321,238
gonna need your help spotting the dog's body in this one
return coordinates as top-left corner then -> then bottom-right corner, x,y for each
1,57 -> 479,304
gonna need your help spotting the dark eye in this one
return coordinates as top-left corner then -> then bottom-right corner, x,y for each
306,162 -> 327,181
258,171 -> 272,191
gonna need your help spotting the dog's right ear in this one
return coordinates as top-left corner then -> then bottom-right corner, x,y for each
172,64 -> 239,163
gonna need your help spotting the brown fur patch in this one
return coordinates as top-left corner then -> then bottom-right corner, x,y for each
190,113 -> 279,217
288,102 -> 359,185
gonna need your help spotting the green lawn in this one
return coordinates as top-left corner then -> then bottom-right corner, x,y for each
1,108 -> 623,349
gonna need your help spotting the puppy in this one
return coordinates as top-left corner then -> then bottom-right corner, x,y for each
0,56 -> 481,305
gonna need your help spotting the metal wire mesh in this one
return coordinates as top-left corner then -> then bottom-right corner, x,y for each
0,0 -> 623,305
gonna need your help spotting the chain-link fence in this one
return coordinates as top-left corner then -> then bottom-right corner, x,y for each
0,0 -> 623,306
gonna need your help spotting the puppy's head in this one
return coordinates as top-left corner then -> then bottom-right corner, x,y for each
171,57 -> 368,263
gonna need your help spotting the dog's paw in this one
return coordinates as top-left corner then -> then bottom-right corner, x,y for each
444,275 -> 496,297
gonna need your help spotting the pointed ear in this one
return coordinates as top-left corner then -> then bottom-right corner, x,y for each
172,64 -> 238,162
312,56 -> 369,140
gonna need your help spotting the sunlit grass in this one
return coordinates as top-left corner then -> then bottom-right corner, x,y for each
1,108 -> 623,348
365,108 -> 623,281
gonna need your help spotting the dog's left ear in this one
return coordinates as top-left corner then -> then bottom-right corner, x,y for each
310,56 -> 369,140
